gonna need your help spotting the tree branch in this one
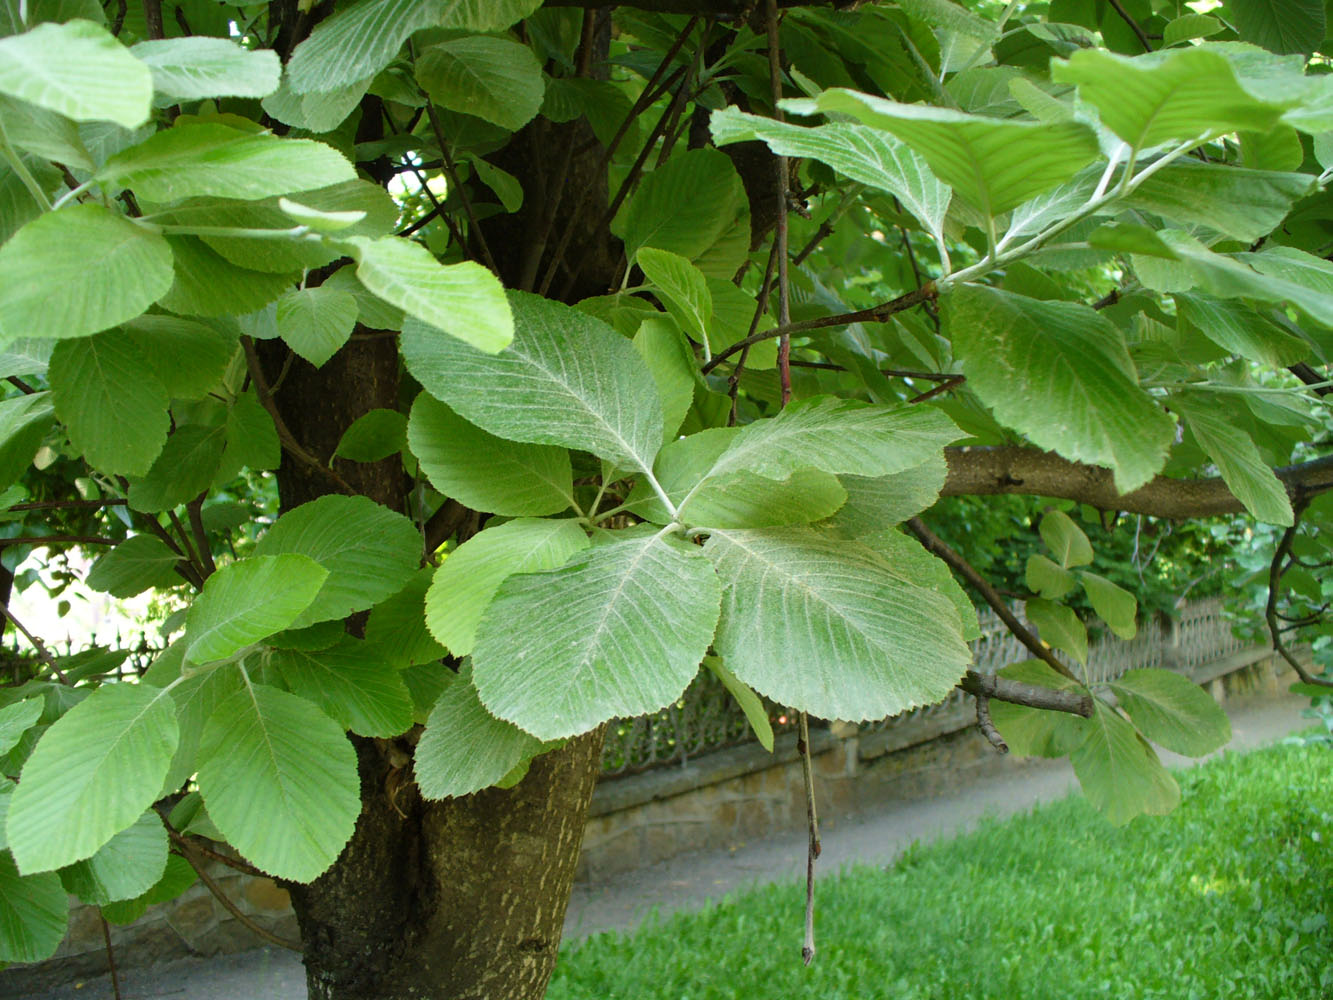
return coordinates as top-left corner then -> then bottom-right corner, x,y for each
702,283 -> 937,373
906,517 -> 1081,683
957,669 -> 1093,718
1265,499 -> 1333,688
943,447 -> 1333,519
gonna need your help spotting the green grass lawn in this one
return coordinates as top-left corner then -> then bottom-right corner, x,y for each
549,741 -> 1333,1000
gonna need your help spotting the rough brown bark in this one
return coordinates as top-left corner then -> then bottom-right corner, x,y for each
262,323 -> 607,1000
289,731 -> 605,1000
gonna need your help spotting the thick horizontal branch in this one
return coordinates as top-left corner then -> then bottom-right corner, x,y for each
943,447 -> 1333,519
958,670 -> 1093,718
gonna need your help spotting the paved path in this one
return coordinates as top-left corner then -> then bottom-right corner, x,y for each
22,693 -> 1312,1000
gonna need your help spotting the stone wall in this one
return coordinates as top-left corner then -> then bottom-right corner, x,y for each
0,652 -> 1300,996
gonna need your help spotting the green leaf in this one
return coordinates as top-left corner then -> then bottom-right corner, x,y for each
271,636 -> 413,738
86,535 -> 183,598
636,247 -> 712,346
860,529 -> 980,641
7,683 -> 178,873
467,156 -> 523,212
415,664 -> 543,799
345,237 -> 512,354
633,316 -> 697,442
285,0 -> 433,92
416,36 -> 544,132
612,148 -> 750,273
252,494 -> 422,628
950,284 -> 1175,493
157,236 -> 294,317
127,423 -> 227,512
1162,12 -> 1224,45
704,525 -> 971,722
59,810 -> 167,905
1070,701 -> 1180,826
184,554 -> 329,664
473,529 -> 721,740
278,196 -> 367,233
402,291 -> 664,475
0,699 -> 41,757
156,657 -> 242,795
333,407 -> 406,463
988,660 -> 1091,758
0,20 -> 151,127
425,517 -> 589,657
698,396 -> 959,486
711,107 -> 950,244
1078,571 -> 1137,639
0,851 -> 66,963
1173,292 -> 1309,369
196,680 -> 358,881
627,428 -> 848,529
50,332 -> 169,476
220,390 -> 280,478
1230,0 -> 1325,55
131,37 -> 281,101
0,391 -> 54,492
1124,162 -> 1313,243
99,123 -> 355,203
824,455 -> 948,536
124,315 -> 239,400
1110,667 -> 1231,756
704,656 -> 773,752
1238,124 -> 1304,171
264,71 -> 372,131
407,393 -> 573,516
785,89 -> 1097,217
1026,597 -> 1088,666
1172,392 -> 1293,526
0,204 -> 173,343
1241,246 -> 1333,328
1026,553 -> 1077,599
364,568 -> 446,668
1050,47 -> 1292,151
0,93 -> 93,169
1040,510 -> 1094,568
276,286 -> 357,369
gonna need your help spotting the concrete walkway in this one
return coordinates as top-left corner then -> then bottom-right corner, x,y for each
22,693 -> 1312,1000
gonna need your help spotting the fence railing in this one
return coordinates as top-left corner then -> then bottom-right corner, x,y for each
600,596 -> 1252,776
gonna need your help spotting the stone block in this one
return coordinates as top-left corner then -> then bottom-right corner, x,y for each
243,878 -> 292,914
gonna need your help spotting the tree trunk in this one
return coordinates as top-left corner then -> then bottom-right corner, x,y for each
289,731 -> 604,1000
261,332 -> 606,999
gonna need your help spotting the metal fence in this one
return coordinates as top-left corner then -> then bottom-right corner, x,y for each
601,597 -> 1250,775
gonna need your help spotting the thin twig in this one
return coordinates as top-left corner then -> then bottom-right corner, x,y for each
241,337 -> 354,495
5,498 -> 127,512
556,23 -> 706,299
187,494 -> 217,578
702,283 -> 938,374
974,694 -> 1008,753
1106,0 -> 1152,51
100,913 -> 122,1000
166,828 -> 268,879
906,517 -> 1081,683
128,502 -> 205,591
1266,499 -> 1333,688
6,376 -> 36,394
0,535 -> 115,547
797,711 -> 819,966
730,237 -> 781,423
177,846 -> 303,952
424,102 -> 500,275
142,0 -> 164,38
908,374 -> 965,404
166,509 -> 205,582
537,18 -> 699,296
0,601 -> 69,684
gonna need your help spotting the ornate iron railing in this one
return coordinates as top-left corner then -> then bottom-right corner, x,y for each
601,597 -> 1250,775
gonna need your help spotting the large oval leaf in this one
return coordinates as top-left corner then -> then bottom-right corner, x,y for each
184,553 -> 330,665
0,204 -> 173,343
703,526 -> 971,722
7,683 -> 178,873
472,529 -> 721,740
196,681 -> 358,881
